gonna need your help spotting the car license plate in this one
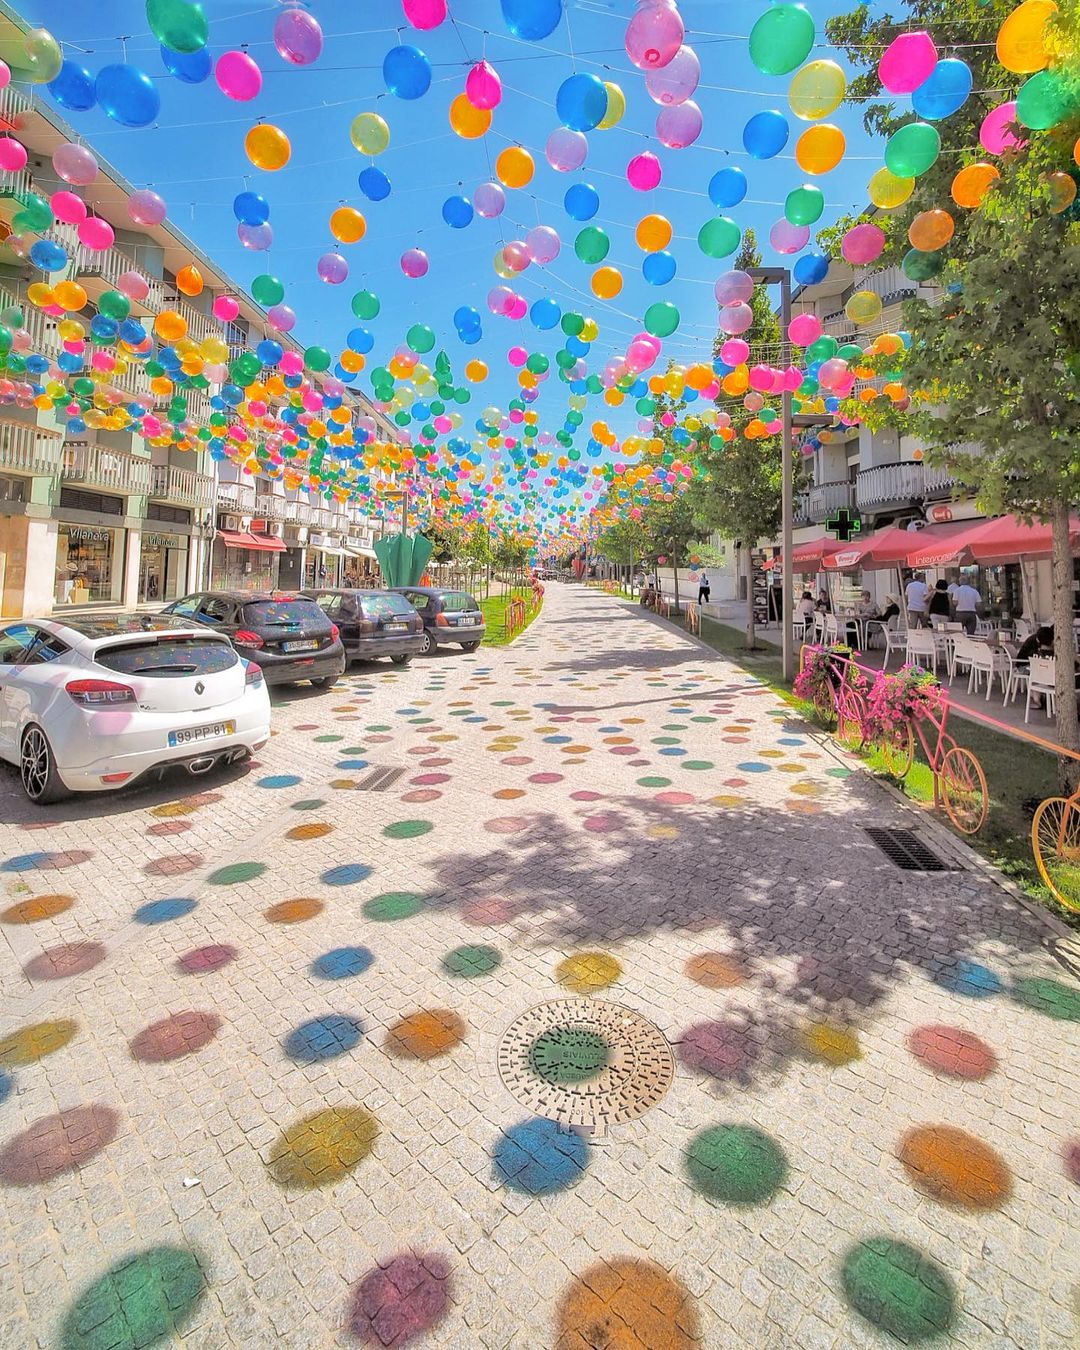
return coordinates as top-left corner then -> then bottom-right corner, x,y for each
169,721 -> 235,747
385,622 -> 408,633
283,639 -> 319,652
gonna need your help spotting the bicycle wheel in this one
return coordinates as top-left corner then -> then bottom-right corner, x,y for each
812,681 -> 836,725
939,746 -> 988,835
836,689 -> 866,752
1032,796 -> 1080,912
877,723 -> 914,779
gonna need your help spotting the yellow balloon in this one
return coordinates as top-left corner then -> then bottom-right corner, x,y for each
27,282 -> 54,308
580,317 -> 599,342
449,93 -> 491,139
868,166 -> 915,209
496,145 -> 534,189
845,290 -> 882,325
57,318 -> 84,342
350,112 -> 390,155
591,266 -> 623,300
245,123 -> 291,171
598,81 -> 626,130
635,214 -> 673,251
795,124 -> 845,175
996,0 -> 1057,74
788,60 -> 846,120
330,206 -> 367,243
201,336 -> 229,363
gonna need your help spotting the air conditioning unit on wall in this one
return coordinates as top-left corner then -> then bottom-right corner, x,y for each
220,513 -> 241,532
267,521 -> 285,539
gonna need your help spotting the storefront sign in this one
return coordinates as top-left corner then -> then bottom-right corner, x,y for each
143,532 -> 182,549
68,527 -> 112,543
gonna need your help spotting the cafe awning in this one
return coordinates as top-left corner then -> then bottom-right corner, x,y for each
822,520 -> 974,571
763,535 -> 842,570
906,513 -> 1080,567
217,530 -> 286,553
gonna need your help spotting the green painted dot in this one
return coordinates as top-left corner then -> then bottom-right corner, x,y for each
653,737 -> 681,746
449,709 -> 475,717
442,944 -> 502,977
365,724 -> 392,732
685,1125 -> 788,1205
690,716 -> 717,723
529,1026 -> 610,1085
409,717 -> 434,724
290,799 -> 326,811
1012,977 -> 1080,1022
206,861 -> 265,886
314,735 -> 343,743
383,819 -> 433,840
682,761 -> 714,771
363,892 -> 425,921
662,723 -> 688,731
59,1246 -> 206,1350
841,1237 -> 956,1342
637,776 -> 672,788
340,747 -> 367,755
492,700 -> 514,706
826,767 -> 851,778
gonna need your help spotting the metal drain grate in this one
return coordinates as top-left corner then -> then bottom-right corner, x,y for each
865,827 -> 953,872
354,766 -> 408,792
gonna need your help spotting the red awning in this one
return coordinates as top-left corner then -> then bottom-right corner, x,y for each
217,530 -> 286,553
823,520 -> 974,571
765,535 -> 843,571
907,512 -> 1080,567
247,533 -> 286,553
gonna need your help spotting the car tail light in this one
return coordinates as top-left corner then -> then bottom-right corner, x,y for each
435,612 -> 449,627
100,771 -> 132,784
358,620 -> 375,636
245,662 -> 263,686
234,630 -> 264,649
330,624 -> 340,641
66,679 -> 137,707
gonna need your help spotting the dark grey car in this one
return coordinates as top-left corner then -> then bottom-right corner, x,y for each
390,586 -> 485,655
305,589 -> 424,666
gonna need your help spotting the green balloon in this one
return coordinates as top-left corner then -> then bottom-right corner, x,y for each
585,374 -> 603,394
351,289 -> 380,320
698,216 -> 741,259
785,184 -> 824,226
561,312 -> 585,336
902,247 -> 943,282
837,343 -> 863,361
146,0 -> 209,54
805,335 -> 838,362
1,305 -> 23,329
884,122 -> 940,178
406,323 -> 435,354
566,409 -> 583,426
0,326 -> 11,352
251,274 -> 285,307
304,346 -> 331,372
574,226 -> 610,264
556,348 -> 576,370
1016,69 -> 1078,130
98,290 -> 131,322
636,396 -> 656,415
14,193 -> 52,234
644,301 -> 681,338
748,3 -> 815,76
525,353 -> 549,374
231,352 -> 261,384
453,387 -> 471,404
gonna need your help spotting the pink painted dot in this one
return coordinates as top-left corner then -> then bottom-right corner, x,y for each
421,757 -> 452,767
908,1025 -> 997,1080
610,746 -> 639,756
484,816 -> 529,834
143,852 -> 203,877
724,778 -> 749,788
577,717 -> 601,724
295,723 -> 319,731
584,813 -> 623,834
402,789 -> 442,803
570,790 -> 603,802
412,773 -> 451,785
146,820 -> 193,837
177,944 -> 237,974
501,756 -> 533,766
368,734 -> 393,743
551,716 -> 574,723
679,1019 -> 757,1081
629,759 -> 650,766
528,773 -> 564,785
656,791 -> 695,806
1064,1140 -> 1080,1185
407,746 -> 432,757
461,896 -> 520,925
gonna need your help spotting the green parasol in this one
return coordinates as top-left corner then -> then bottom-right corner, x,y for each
373,532 -> 433,588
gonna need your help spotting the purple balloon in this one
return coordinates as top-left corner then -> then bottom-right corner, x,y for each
127,188 -> 167,226
487,285 -> 514,315
473,181 -> 505,218
238,221 -> 273,251
656,99 -> 702,149
770,219 -> 811,255
267,303 -> 296,332
646,44 -> 700,106
545,127 -> 587,173
401,248 -> 428,278
714,270 -> 754,305
317,251 -> 349,284
273,8 -> 323,65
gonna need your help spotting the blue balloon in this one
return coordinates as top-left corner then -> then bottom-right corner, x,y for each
233,191 -> 270,225
358,167 -> 391,201
160,44 -> 211,84
556,72 -> 607,132
119,319 -> 147,345
67,417 -> 87,434
642,250 -> 676,285
347,327 -> 375,353
453,305 -> 481,332
912,58 -> 972,121
48,60 -> 96,111
29,240 -> 68,272
742,109 -> 788,160
221,384 -> 244,407
565,335 -> 589,358
383,44 -> 431,99
95,64 -> 161,128
531,298 -> 562,330
709,166 -> 747,208
793,250 -> 829,285
501,0 -> 563,40
91,315 -> 119,341
58,351 -> 83,374
564,181 -> 599,221
442,194 -> 474,228
257,339 -> 283,366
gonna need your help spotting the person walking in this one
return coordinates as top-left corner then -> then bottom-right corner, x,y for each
928,579 -> 951,621
953,578 -> 982,634
697,571 -> 711,605
905,571 -> 930,628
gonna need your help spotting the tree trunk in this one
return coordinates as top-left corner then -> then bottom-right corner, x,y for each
1051,498 -> 1080,792
745,545 -> 756,649
673,563 -> 680,613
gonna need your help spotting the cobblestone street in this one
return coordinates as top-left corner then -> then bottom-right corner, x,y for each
0,583 -> 1077,1348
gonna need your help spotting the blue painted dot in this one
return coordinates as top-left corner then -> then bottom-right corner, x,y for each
397,708 -> 420,715
1,852 -> 51,873
544,735 -> 572,744
598,726 -> 622,734
335,760 -> 369,771
779,737 -> 806,746
0,1069 -> 12,1105
658,747 -> 688,757
321,863 -> 373,886
134,897 -> 198,924
311,947 -> 375,980
257,774 -> 301,789
933,959 -> 1002,999
283,1014 -> 364,1062
736,762 -> 772,773
493,1117 -> 590,1195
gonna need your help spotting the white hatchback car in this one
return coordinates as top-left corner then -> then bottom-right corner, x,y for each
0,613 -> 271,803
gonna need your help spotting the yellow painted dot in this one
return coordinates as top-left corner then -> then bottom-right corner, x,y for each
647,824 -> 680,840
802,1022 -> 861,1065
556,951 -> 622,993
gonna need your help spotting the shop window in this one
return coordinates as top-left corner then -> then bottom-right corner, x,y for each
54,524 -> 122,606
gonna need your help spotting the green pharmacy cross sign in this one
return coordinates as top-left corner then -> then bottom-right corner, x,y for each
826,508 -> 862,543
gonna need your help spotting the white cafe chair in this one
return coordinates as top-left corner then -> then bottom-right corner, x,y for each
967,641 -> 1008,701
905,630 -> 938,675
1025,657 -> 1056,723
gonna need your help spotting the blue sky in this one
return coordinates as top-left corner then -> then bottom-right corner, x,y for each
16,0 -> 881,476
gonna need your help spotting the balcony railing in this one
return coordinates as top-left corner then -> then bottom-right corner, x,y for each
856,462 -> 929,511
255,492 -> 288,521
0,167 -> 34,207
74,242 -> 165,310
0,85 -> 31,133
794,492 -> 813,527
0,418 -> 63,475
150,463 -> 215,509
216,479 -> 256,513
310,506 -> 333,530
61,442 -> 152,496
806,480 -> 856,522
284,498 -> 312,525
167,297 -> 217,346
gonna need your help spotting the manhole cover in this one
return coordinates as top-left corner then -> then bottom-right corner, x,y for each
498,999 -> 675,1132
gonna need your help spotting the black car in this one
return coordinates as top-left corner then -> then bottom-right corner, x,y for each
305,589 -> 424,666
163,591 -> 346,688
391,586 -> 485,655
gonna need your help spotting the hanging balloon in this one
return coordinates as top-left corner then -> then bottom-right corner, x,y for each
644,301 -> 680,337
625,4 -> 684,70
48,60 -> 96,111
401,248 -> 429,278
501,0 -> 563,40
96,64 -> 161,126
51,190 -> 87,224
598,82 -> 626,129
331,206 -> 367,242
497,145 -> 535,188
698,217 -> 742,259
845,290 -> 883,325
795,124 -> 845,175
646,44 -> 699,106
911,58 -> 972,121
251,273 -> 285,307
996,0 -> 1056,74
1044,171 -> 1077,214
749,4 -> 815,76
591,266 -> 623,300
902,248 -> 944,283
0,136 -> 26,172
530,297 -> 561,328
788,59 -> 845,119
718,303 -> 753,336
884,122 -> 940,177
212,293 -> 239,321
546,127 -> 587,172
383,44 -> 431,99
274,6 -> 323,64
161,44 -> 211,83
556,72 -> 608,132
146,0 -> 208,54
402,0 -> 446,28
1016,69 -> 1076,130
950,162 -> 1000,209
715,270 -> 754,305
635,214 -> 672,251
449,93 -> 491,138
526,225 -> 561,263
841,221 -> 885,264
879,31 -> 937,94
442,194 -> 474,228
176,264 -> 203,296
128,188 -> 167,226
234,191 -> 269,225
708,166 -> 747,208
407,323 -> 436,353
627,152 -> 662,190
574,226 -> 610,264
351,112 -> 390,155
53,142 -> 98,186
868,166 -> 914,210
794,251 -> 829,285
216,50 -> 262,100
352,289 -> 380,319
770,219 -> 810,254
359,166 -> 392,201
785,184 -> 824,225
656,100 -> 702,149
245,123 -> 291,170
642,251 -> 676,285
29,239 -> 68,273
267,303 -> 296,332
743,110 -> 789,160
473,181 -> 506,219
908,209 -> 954,251
979,101 -> 1025,155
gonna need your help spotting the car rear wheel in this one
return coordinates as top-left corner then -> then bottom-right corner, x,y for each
418,631 -> 434,656
20,726 -> 67,804
391,655 -> 411,666
310,674 -> 338,689
461,641 -> 481,652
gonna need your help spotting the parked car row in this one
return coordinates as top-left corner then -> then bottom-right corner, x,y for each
0,585 -> 486,803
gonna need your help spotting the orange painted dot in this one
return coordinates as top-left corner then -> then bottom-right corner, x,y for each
787,800 -> 823,815
265,898 -> 325,924
555,1259 -> 700,1349
385,1009 -> 466,1060
494,788 -> 527,800
685,952 -> 748,989
285,822 -> 334,841
898,1125 -> 1012,1210
1,894 -> 75,924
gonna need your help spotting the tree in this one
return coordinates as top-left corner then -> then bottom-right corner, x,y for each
596,517 -> 648,587
687,230 -> 784,648
826,0 -> 1080,779
640,495 -> 699,611
422,517 -> 463,564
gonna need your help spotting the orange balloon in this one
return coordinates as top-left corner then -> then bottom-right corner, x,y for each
1075,136 -> 1080,168
591,265 -> 623,299
908,209 -> 954,251
496,145 -> 534,188
330,206 -> 367,243
795,123 -> 846,175
340,350 -> 365,374
635,214 -> 672,251
245,123 -> 291,171
52,280 -> 87,311
176,264 -> 203,297
1045,170 -> 1077,214
951,162 -> 999,209
155,310 -> 187,342
449,94 -> 491,139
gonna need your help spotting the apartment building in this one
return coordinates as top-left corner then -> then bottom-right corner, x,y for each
0,16 -> 396,618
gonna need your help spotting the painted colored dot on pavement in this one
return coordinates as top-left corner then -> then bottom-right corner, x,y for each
685,953 -> 748,989
1,894 -> 74,924
841,1237 -> 956,1341
290,799 -> 326,811
442,945 -> 502,977
385,1009 -> 466,1060
134,898 -> 197,925
555,1260 -> 700,1349
206,862 -> 265,886
801,1022 -> 861,1066
908,1026 -> 997,1080
383,819 -> 433,840
0,1103 -> 119,1186
346,1252 -> 452,1346
267,1107 -> 378,1189
257,774 -> 301,789
177,945 -> 237,975
898,1124 -> 1012,1209
283,1014 -> 364,1063
556,952 -> 621,993
265,898 -> 323,924
59,1246 -> 207,1349
363,892 -> 425,921
933,960 -> 1002,999
311,947 -> 375,980
493,1117 -> 590,1195
321,862 -> 373,885
1011,977 -> 1080,1021
684,1125 -> 788,1205
23,942 -> 106,982
130,1011 -> 221,1064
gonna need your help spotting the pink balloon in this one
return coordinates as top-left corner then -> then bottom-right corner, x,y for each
502,241 -> 530,273
526,225 -> 561,264
0,136 -> 26,172
625,3 -> 685,70
714,270 -> 754,306
487,285 -> 514,315
545,127 -> 587,173
78,217 -> 115,252
216,51 -> 262,101
118,270 -> 150,302
980,100 -> 1025,155
212,294 -> 240,322
878,31 -> 937,95
0,61 -> 10,90
401,247 -> 429,277
770,219 -> 810,254
50,190 -> 87,224
841,222 -> 886,265
656,99 -> 702,149
317,251 -> 349,284
718,302 -> 753,335
473,181 -> 505,218
506,295 -> 527,320
788,313 -> 822,346
646,44 -> 700,106
280,351 -> 304,376
267,303 -> 296,332
720,338 -> 750,365
402,0 -> 446,29
128,189 -> 167,226
508,346 -> 528,367
627,151 -> 662,190
53,142 -> 98,186
748,365 -> 774,392
273,7 -> 323,65
238,221 -> 273,251
465,60 -> 501,109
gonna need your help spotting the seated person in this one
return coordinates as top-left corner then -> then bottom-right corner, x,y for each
796,591 -> 816,625
855,589 -> 878,618
1016,625 -> 1054,663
